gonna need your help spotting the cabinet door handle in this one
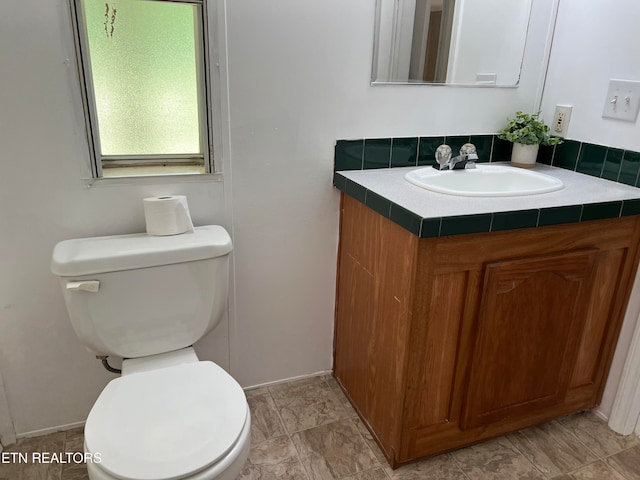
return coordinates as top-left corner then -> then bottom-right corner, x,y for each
66,281 -> 100,293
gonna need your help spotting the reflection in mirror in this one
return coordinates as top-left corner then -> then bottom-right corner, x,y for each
372,0 -> 533,86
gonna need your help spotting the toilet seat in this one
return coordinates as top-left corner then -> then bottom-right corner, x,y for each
85,361 -> 247,480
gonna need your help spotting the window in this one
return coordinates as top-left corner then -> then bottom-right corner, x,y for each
70,0 -> 215,177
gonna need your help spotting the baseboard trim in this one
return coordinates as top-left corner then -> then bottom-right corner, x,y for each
16,420 -> 86,440
591,408 -> 609,422
243,370 -> 332,392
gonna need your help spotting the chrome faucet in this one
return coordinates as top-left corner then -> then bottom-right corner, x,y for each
434,143 -> 478,170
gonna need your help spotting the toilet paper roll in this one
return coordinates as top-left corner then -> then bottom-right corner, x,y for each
143,195 -> 195,236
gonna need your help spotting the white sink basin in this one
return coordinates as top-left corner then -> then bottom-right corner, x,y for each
404,164 -> 564,197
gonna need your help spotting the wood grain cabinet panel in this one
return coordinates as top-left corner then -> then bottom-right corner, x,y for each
334,195 -> 418,459
333,194 -> 640,468
462,250 -> 598,430
416,272 -> 468,427
570,249 -> 625,390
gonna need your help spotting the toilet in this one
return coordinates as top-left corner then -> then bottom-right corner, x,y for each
51,225 -> 250,480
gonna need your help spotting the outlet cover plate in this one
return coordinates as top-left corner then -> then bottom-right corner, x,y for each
602,79 -> 640,122
553,105 -> 572,137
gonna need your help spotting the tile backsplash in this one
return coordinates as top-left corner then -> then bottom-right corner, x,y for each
335,135 -> 640,188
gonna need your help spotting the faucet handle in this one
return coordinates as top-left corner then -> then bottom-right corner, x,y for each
461,143 -> 479,163
460,143 -> 477,156
435,144 -> 452,170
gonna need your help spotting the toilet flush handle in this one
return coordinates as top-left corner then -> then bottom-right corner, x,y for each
66,280 -> 100,293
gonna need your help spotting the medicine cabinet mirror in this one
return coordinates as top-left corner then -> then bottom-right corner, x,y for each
372,0 -> 533,86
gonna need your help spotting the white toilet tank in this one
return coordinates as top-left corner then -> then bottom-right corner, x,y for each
51,226 -> 232,358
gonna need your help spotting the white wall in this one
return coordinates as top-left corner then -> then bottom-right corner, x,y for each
540,0 -> 640,150
0,0 -> 557,435
540,0 -> 640,419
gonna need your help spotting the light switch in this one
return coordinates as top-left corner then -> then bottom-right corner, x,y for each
602,79 -> 640,122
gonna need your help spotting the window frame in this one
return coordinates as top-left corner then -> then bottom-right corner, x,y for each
69,0 -> 218,178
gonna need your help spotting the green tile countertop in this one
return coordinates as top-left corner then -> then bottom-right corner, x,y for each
334,163 -> 640,237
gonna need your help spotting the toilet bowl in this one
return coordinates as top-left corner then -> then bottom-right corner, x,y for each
87,421 -> 250,480
51,226 -> 249,479
82,348 -> 250,480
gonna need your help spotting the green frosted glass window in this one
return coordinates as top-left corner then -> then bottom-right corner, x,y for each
72,0 -> 212,177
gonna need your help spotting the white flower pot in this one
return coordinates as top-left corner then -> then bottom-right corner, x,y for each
510,143 -> 539,169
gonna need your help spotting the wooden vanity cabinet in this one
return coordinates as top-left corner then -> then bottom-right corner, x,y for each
333,194 -> 640,468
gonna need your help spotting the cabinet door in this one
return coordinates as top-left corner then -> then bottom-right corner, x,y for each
461,249 -> 597,430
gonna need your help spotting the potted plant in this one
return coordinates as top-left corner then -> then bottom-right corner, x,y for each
497,111 -> 562,168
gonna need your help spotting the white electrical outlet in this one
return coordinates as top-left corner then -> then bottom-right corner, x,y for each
553,105 -> 572,137
602,79 -> 640,122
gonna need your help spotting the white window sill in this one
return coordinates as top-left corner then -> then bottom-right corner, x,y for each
102,165 -> 207,177
84,168 -> 223,188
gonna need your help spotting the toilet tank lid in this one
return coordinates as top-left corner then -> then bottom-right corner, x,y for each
51,225 -> 232,277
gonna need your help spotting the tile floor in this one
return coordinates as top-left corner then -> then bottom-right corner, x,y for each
2,374 -> 640,480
